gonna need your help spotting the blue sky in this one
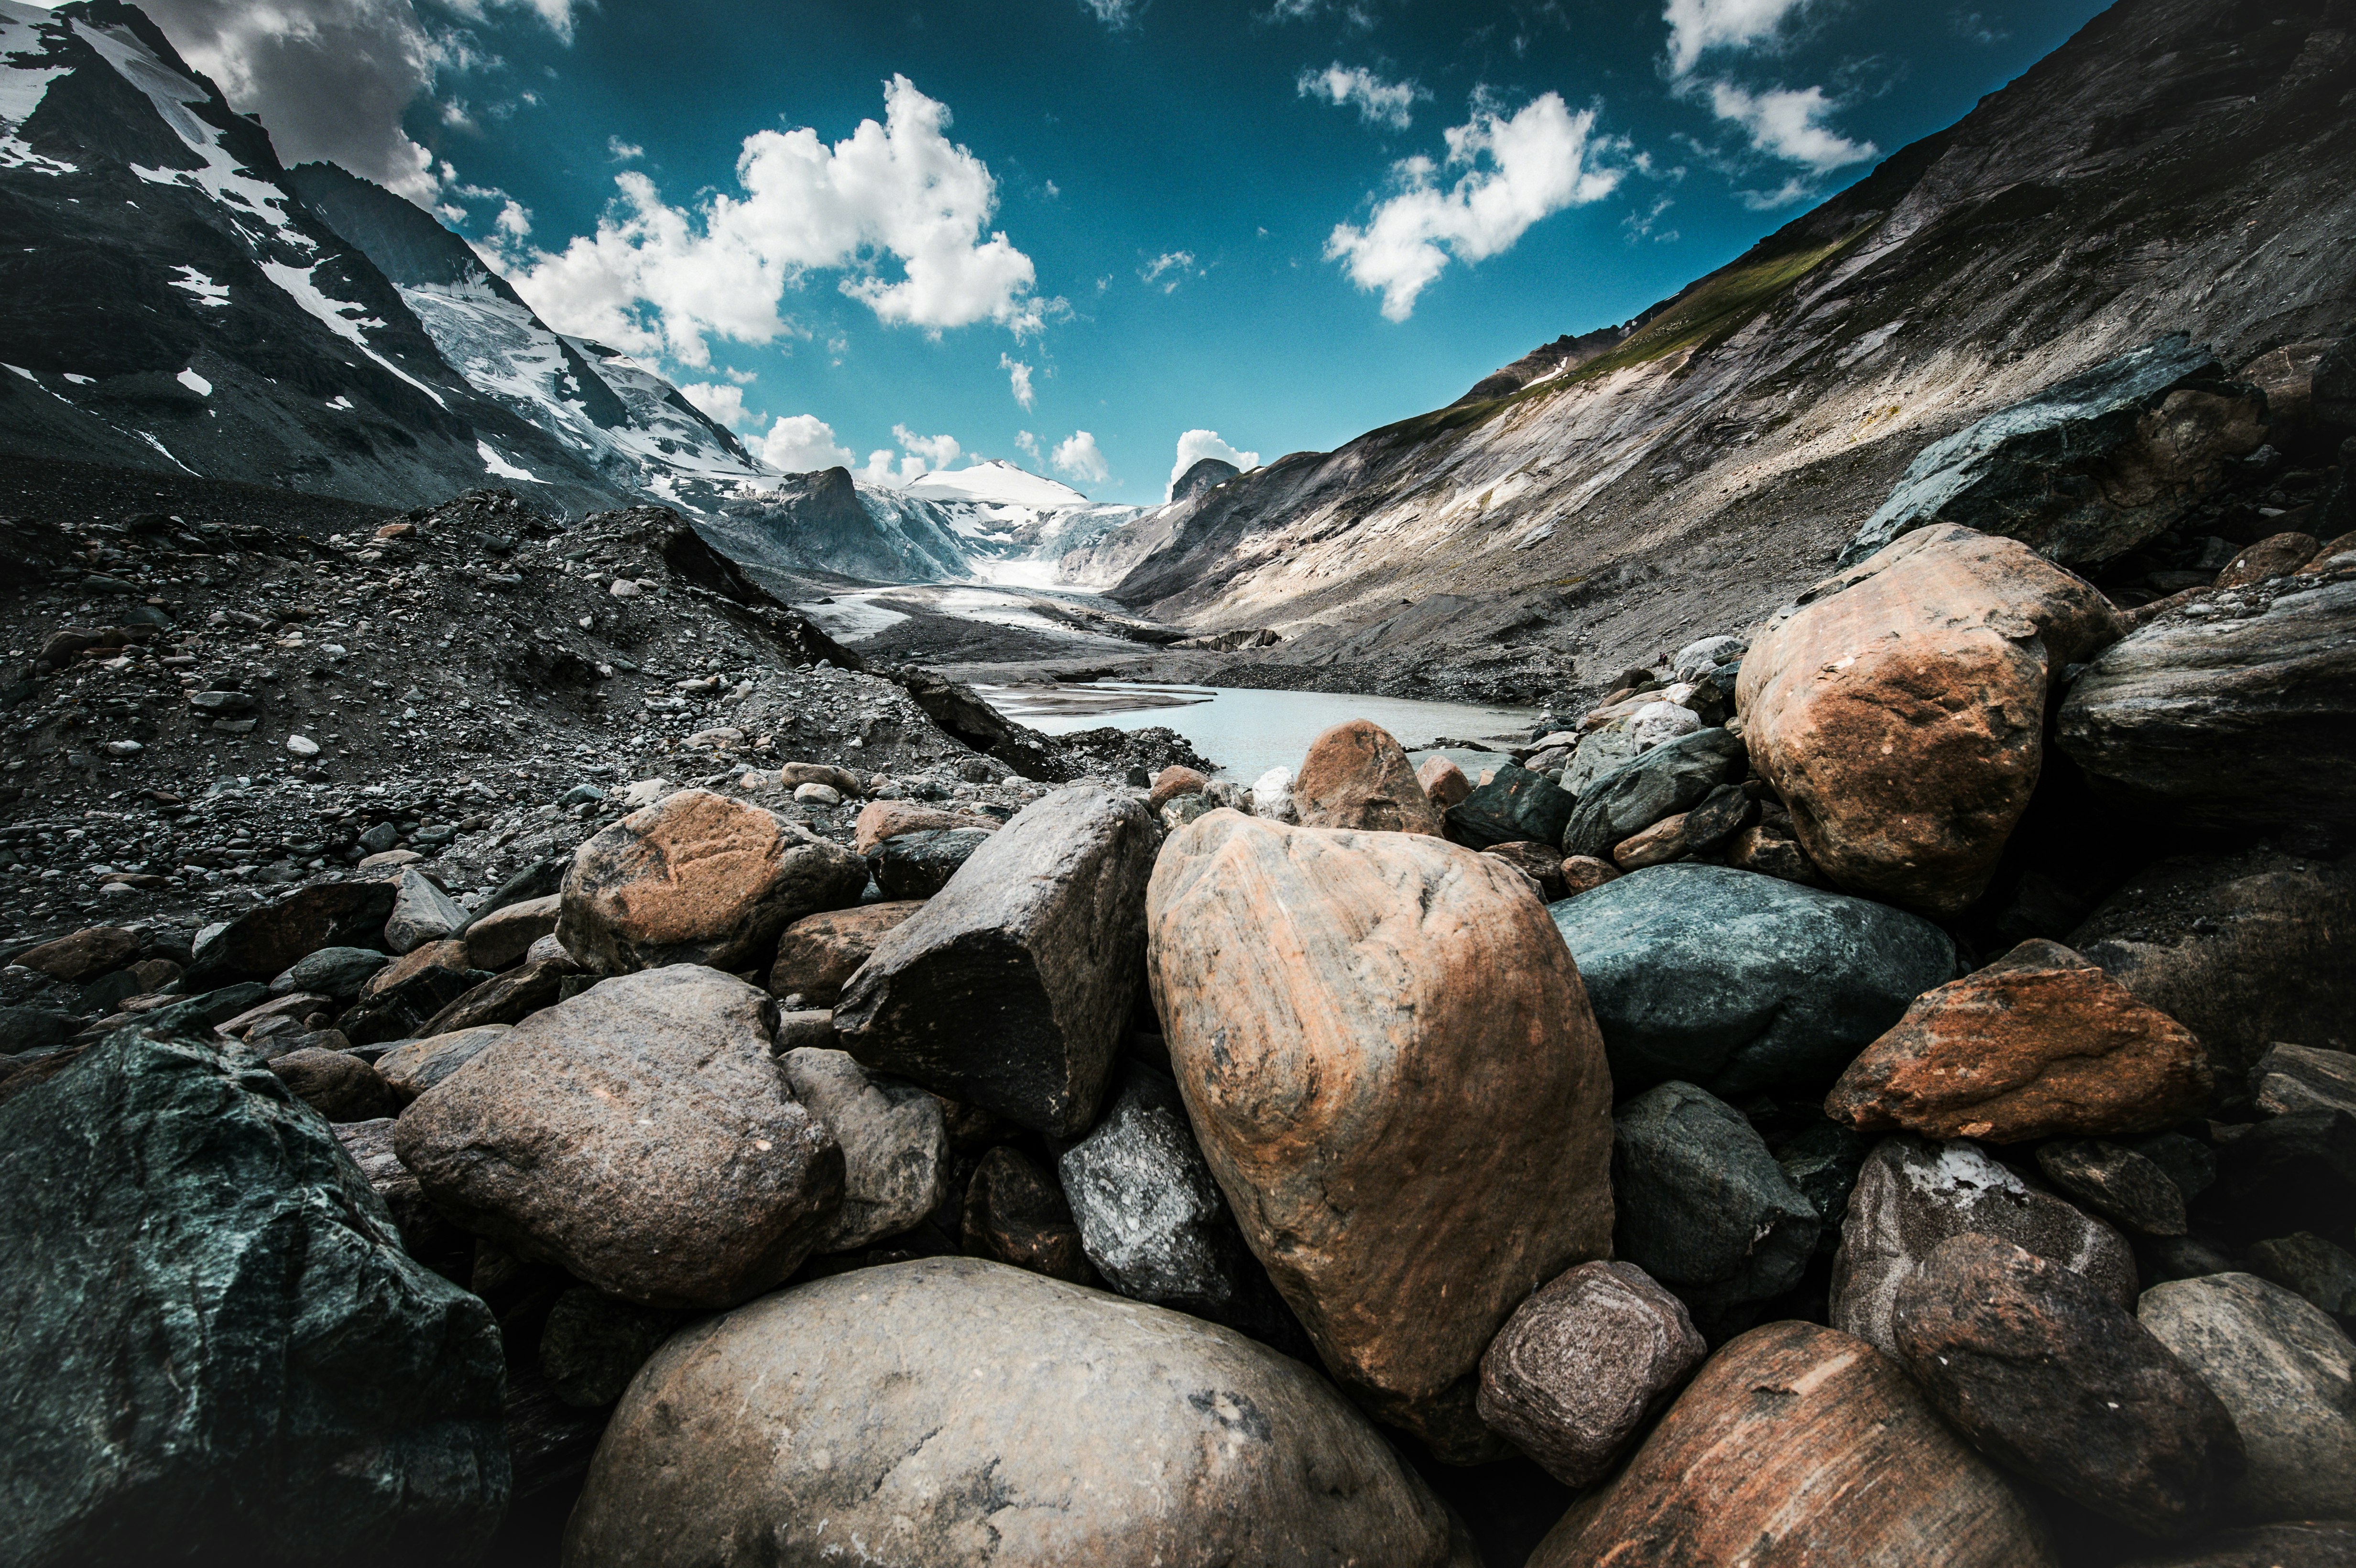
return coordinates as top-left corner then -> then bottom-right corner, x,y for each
138,0 -> 2111,501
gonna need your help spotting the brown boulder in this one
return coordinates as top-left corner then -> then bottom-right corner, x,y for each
416,951 -> 578,1036
393,965 -> 844,1308
359,938 -> 472,1004
557,788 -> 868,975
1611,812 -> 1690,870
1724,822 -> 1822,884
960,1145 -> 1091,1284
1558,855 -> 1622,897
1482,840 -> 1570,900
1532,1321 -> 2054,1567
767,902 -> 923,1005
267,1046 -> 398,1122
1736,524 -> 2123,915
2217,532 -> 2319,588
1827,939 -> 2210,1143
1146,765 -> 1210,811
851,798 -> 997,856
1417,755 -> 1472,808
778,762 -> 863,795
377,1025 -> 509,1103
460,893 -> 560,971
1146,811 -> 1614,1459
14,925 -> 139,983
1292,719 -> 1445,835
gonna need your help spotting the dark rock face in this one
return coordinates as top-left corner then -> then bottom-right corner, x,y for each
1560,729 -> 1746,859
182,880 -> 400,987
960,1145 -> 1091,1283
2114,1523 -> 2356,1568
1841,335 -> 2267,566
866,826 -> 993,899
1611,1081 -> 1820,1336
1057,1063 -> 1252,1319
1549,864 -> 1956,1098
265,1045 -> 398,1121
2036,1138 -> 2190,1235
0,1029 -> 508,1566
1893,1233 -> 2243,1537
1443,763 -> 1577,850
538,1288 -> 678,1409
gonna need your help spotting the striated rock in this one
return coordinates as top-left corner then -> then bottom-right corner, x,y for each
417,950 -> 577,1035
2216,532 -> 2319,588
183,880 -> 400,987
1560,728 -> 1746,859
1533,1321 -> 2054,1567
835,783 -> 1157,1138
564,1258 -> 1477,1568
1444,762 -> 1577,851
851,797 -> 997,855
1478,1260 -> 1706,1487
395,966 -> 844,1309
1739,524 -> 2123,914
2249,1042 -> 2356,1117
867,826 -> 993,899
383,868 -> 468,955
1482,839 -> 1570,899
960,1145 -> 1090,1283
1417,754 -> 1472,808
556,788 -> 868,976
2036,1137 -> 2190,1235
1550,863 -> 1956,1098
1894,1233 -> 2243,1537
1147,810 -> 1613,1459
269,945 -> 391,999
1557,854 -> 1621,897
1146,764 -> 1210,811
0,1030 -> 508,1565
1293,719 -> 1443,834
1827,939 -> 2210,1143
377,1024 -> 509,1103
14,924 -> 138,982
2246,1232 -> 2356,1316
2139,1273 -> 2356,1522
460,893 -> 560,971
777,1046 -> 947,1252
767,901 -> 922,1005
1832,1134 -> 2137,1355
265,1045 -> 397,1122
1611,811 -> 1691,870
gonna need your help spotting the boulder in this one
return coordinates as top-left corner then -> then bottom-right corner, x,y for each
564,1258 -> 1477,1568
0,1030 -> 507,1565
269,944 -> 390,999
466,857 -> 567,925
460,893 -> 560,971
334,1117 -> 468,1271
2056,573 -> 2356,832
1159,792 -> 1215,831
416,951 -> 577,1036
851,798 -> 997,855
2246,1232 -> 2356,1316
1444,762 -> 1577,851
766,901 -> 923,1005
2249,1042 -> 2356,1117
1894,1233 -> 2243,1537
1560,728 -> 1746,858
383,869 -> 468,955
835,783 -> 1158,1138
1248,765 -> 1299,823
777,1046 -> 947,1252
1146,764 -> 1210,811
537,1288 -> 678,1409
338,941 -> 493,1045
1840,334 -> 2268,566
778,761 -> 863,795
2138,1273 -> 2356,1521
1723,822 -> 1822,883
2036,1138 -> 2190,1235
1827,939 -> 2210,1143
1482,839 -> 1570,900
1550,864 -> 1956,1099
2216,532 -> 2320,588
265,1045 -> 397,1122
1293,719 -> 1444,834
182,880 -> 400,987
1476,1261 -> 1706,1486
14,924 -> 139,982
376,1024 -> 510,1103
394,966 -> 844,1309
1739,524 -> 2124,914
1146,811 -> 1614,1459
1532,1321 -> 2054,1567
1832,1134 -> 2137,1355
556,788 -> 868,976
867,826 -> 994,899
960,1144 -> 1090,1283
1612,1081 -> 1820,1336
1417,754 -> 1472,808
1557,854 -> 1621,897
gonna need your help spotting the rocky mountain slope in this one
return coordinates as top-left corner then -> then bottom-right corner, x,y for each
1099,0 -> 2356,703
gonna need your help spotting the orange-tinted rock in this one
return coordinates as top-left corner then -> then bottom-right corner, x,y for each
1736,524 -> 2123,915
1725,823 -> 1822,884
1147,765 -> 1210,811
1483,840 -> 1570,900
778,762 -> 863,795
1827,939 -> 2210,1143
1293,719 -> 1445,835
850,798 -> 997,856
1558,855 -> 1623,897
1146,812 -> 1614,1459
359,938 -> 472,1003
1417,755 -> 1472,808
461,893 -> 560,971
1534,1321 -> 2054,1567
767,901 -> 924,1005
14,925 -> 139,982
2217,532 -> 2319,588
1611,813 -> 1689,870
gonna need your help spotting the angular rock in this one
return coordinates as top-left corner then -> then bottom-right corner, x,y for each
1481,839 -> 1569,900
1159,792 -> 1215,832
460,893 -> 560,972
2250,1042 -> 2356,1117
1611,811 -> 1691,870
2217,532 -> 2320,588
767,901 -> 923,1006
1613,1081 -> 1820,1336
383,869 -> 468,955
266,1045 -> 397,1122
269,944 -> 390,999
1247,765 -> 1299,822
961,1144 -> 1090,1283
1557,854 -> 1621,897
1894,1233 -> 2243,1537
1147,811 -> 1614,1459
0,1030 -> 507,1564
377,1024 -> 510,1103
1827,939 -> 2210,1143
2246,1231 -> 2356,1316
395,966 -> 844,1308
1550,863 -> 1957,1098
1293,719 -> 1444,835
851,798 -> 996,855
1057,1062 -> 1254,1321
334,1116 -> 468,1272
1146,764 -> 1209,811
2036,1137 -> 2190,1235
339,942 -> 491,1046
778,1046 -> 947,1252
557,788 -> 868,976
1476,1261 -> 1706,1486
14,924 -> 138,982
1417,754 -> 1472,808
564,1257 -> 1477,1568
417,951 -> 576,1036
1832,1134 -> 2137,1355
1560,728 -> 1746,858
1740,524 -> 2124,914
183,880 -> 400,987
1533,1321 -> 2053,1567
835,783 -> 1157,1138
1443,762 -> 1577,851
467,857 -> 567,926
867,826 -> 994,899
1777,1118 -> 1873,1256
2139,1273 -> 2356,1522
1723,822 -> 1821,883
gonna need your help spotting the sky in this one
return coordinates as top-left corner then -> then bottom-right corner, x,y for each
110,0 -> 2112,502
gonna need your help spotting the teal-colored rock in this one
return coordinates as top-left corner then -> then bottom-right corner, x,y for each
1560,729 -> 1746,858
0,1028 -> 509,1567
1444,762 -> 1576,850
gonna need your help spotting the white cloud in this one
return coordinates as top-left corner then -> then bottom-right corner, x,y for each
607,136 -> 644,161
1325,92 -> 1625,322
1015,430 -> 1041,461
759,414 -> 855,473
1662,0 -> 1808,76
1051,431 -> 1110,486
723,366 -> 758,384
894,425 -> 961,469
505,75 -> 1060,367
1297,63 -> 1427,131
1000,353 -> 1035,410
1706,81 -> 1875,173
1168,429 -> 1258,499
1139,250 -> 1196,293
1078,0 -> 1144,26
492,198 -> 532,240
678,381 -> 753,430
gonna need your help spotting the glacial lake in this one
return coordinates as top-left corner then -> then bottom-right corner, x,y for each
976,682 -> 1538,783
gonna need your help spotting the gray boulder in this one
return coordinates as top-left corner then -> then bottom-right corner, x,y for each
866,826 -> 994,899
384,869 -> 469,955
1443,762 -> 1577,850
2250,1043 -> 2356,1117
0,1030 -> 508,1566
777,1046 -> 948,1252
268,945 -> 390,999
564,1257 -> 1478,1568
182,879 -> 400,988
1549,863 -> 1956,1098
1560,728 -> 1745,858
1056,1063 -> 1253,1321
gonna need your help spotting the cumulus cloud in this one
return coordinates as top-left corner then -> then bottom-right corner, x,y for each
894,425 -> 962,470
1706,81 -> 1874,172
1662,0 -> 1808,76
1297,63 -> 1427,131
504,75 -> 1060,367
678,381 -> 753,430
1078,0 -> 1144,25
1000,353 -> 1035,410
1168,429 -> 1258,499
759,414 -> 855,473
607,136 -> 643,161
1051,431 -> 1110,486
1138,250 -> 1196,292
1015,430 -> 1042,461
1325,92 -> 1625,322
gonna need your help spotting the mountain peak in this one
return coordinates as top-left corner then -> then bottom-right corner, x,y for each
900,460 -> 1091,509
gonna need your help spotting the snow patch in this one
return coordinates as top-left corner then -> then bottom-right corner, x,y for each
136,431 -> 196,473
63,372 -> 92,384
176,368 -> 211,396
323,395 -> 353,411
257,260 -> 445,408
477,440 -> 540,482
169,265 -> 229,307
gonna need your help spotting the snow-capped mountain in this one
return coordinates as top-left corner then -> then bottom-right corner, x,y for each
889,458 -> 1148,585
